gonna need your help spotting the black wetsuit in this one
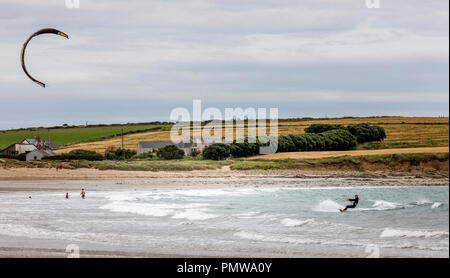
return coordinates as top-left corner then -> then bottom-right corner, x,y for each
342,197 -> 359,211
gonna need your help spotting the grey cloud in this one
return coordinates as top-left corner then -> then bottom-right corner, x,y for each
0,0 -> 448,129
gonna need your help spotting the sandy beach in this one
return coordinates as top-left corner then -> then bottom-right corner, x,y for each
0,165 -> 448,183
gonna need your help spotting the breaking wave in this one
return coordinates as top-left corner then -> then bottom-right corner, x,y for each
357,200 -> 404,211
431,202 -> 443,209
313,199 -> 342,212
380,228 -> 449,239
100,201 -> 217,220
281,218 -> 315,227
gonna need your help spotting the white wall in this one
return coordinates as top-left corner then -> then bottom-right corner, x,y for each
16,144 -> 37,154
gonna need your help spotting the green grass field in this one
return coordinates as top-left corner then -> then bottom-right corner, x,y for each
0,124 -> 172,150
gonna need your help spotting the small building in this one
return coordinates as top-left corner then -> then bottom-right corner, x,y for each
0,143 -> 37,156
26,149 -> 56,161
137,137 -> 218,156
137,141 -> 176,155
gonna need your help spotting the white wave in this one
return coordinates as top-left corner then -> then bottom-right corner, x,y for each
281,218 -> 314,227
413,199 -> 431,205
166,188 -> 253,197
390,243 -> 449,252
431,202 -> 443,209
172,209 -> 218,221
100,201 -> 215,221
100,201 -> 174,217
0,223 -> 112,244
356,200 -> 403,211
158,187 -> 281,199
233,211 -> 261,218
371,200 -> 401,210
380,228 -> 449,239
105,193 -> 139,202
0,223 -> 162,247
314,199 -> 407,213
234,229 -> 449,253
313,199 -> 342,212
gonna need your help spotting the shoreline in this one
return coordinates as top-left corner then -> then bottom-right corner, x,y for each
0,166 -> 449,181
0,168 -> 448,193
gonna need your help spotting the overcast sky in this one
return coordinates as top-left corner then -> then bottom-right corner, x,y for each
0,0 -> 448,129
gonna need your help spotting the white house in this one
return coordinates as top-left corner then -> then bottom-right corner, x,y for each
137,137 -> 216,156
1,138 -> 59,158
137,141 -> 176,155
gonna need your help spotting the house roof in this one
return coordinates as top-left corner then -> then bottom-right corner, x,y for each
23,139 -> 59,150
138,141 -> 176,149
138,141 -> 193,149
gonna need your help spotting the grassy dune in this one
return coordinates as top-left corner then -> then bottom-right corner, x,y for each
231,152 -> 449,173
1,153 -> 447,175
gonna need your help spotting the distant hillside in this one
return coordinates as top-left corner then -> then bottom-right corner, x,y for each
1,117 -> 448,152
51,116 -> 449,154
0,123 -> 172,150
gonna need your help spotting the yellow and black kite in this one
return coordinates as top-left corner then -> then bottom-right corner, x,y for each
20,28 -> 69,87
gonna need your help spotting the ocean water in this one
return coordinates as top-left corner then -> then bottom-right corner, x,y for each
0,179 -> 448,257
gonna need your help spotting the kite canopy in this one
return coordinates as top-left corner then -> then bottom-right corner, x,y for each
20,28 -> 69,88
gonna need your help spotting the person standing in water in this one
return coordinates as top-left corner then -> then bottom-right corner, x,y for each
340,194 -> 359,212
80,189 -> 86,199
66,192 -> 69,199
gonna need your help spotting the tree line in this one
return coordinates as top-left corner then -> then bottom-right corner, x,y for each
202,123 -> 386,160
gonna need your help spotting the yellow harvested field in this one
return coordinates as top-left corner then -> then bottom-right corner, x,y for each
251,147 -> 449,160
55,130 -> 172,154
57,117 -> 449,154
278,117 -> 450,125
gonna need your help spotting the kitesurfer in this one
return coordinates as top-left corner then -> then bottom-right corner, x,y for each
340,194 -> 359,212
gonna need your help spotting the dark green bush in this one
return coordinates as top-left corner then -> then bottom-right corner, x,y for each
306,123 -> 386,144
156,145 -> 185,160
229,144 -> 245,158
277,136 -> 296,152
105,148 -> 136,160
190,150 -> 201,158
305,124 -> 345,134
134,151 -> 154,159
203,143 -> 231,160
231,138 -> 260,157
320,129 -> 358,150
46,149 -> 104,161
346,123 -> 386,143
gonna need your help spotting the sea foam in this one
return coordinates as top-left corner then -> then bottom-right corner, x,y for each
281,218 -> 314,227
313,199 -> 342,212
431,202 -> 443,209
380,228 -> 449,239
